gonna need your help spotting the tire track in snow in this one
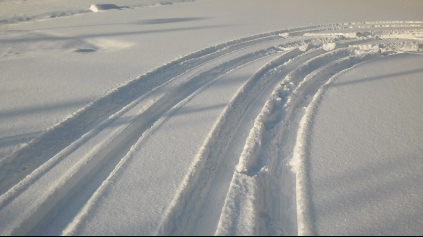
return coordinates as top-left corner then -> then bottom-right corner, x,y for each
0,32 -> 279,195
159,39 -> 370,236
0,22 -> 340,196
0,29 -> 308,235
0,21 -> 422,236
0,23 -> 353,228
0,30 -> 310,215
157,23 -> 423,235
215,31 -> 423,235
155,48 -> 305,235
156,40 -> 364,235
1,21 -> 421,195
0,44 -> 284,236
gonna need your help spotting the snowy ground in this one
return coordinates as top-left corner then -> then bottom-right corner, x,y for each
1,0 -> 423,235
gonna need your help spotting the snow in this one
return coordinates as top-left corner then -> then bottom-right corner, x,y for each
306,53 -> 423,235
0,0 -> 423,235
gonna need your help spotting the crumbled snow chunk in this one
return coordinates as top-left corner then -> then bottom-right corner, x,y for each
89,4 -> 120,13
323,42 -> 336,51
379,41 -> 422,53
304,32 -> 357,39
350,44 -> 380,55
299,44 -> 310,52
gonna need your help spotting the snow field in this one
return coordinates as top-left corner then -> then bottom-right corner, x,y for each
0,20 -> 422,235
0,0 -> 203,25
307,52 -> 423,235
1,0 -> 423,233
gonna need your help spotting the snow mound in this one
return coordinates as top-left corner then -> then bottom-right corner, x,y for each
89,4 -> 121,13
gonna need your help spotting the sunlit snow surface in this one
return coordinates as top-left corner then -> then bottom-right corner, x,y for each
308,53 -> 423,235
0,0 -> 423,235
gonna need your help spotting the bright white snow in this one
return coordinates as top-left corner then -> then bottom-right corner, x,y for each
0,0 -> 423,235
306,53 -> 423,235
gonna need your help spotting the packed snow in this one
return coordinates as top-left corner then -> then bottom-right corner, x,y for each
1,0 -> 423,235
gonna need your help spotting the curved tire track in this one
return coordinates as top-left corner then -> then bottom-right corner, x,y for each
0,21 -> 422,236
216,26 -> 422,235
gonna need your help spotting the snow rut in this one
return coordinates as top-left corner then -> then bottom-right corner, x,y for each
0,21 -> 422,235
